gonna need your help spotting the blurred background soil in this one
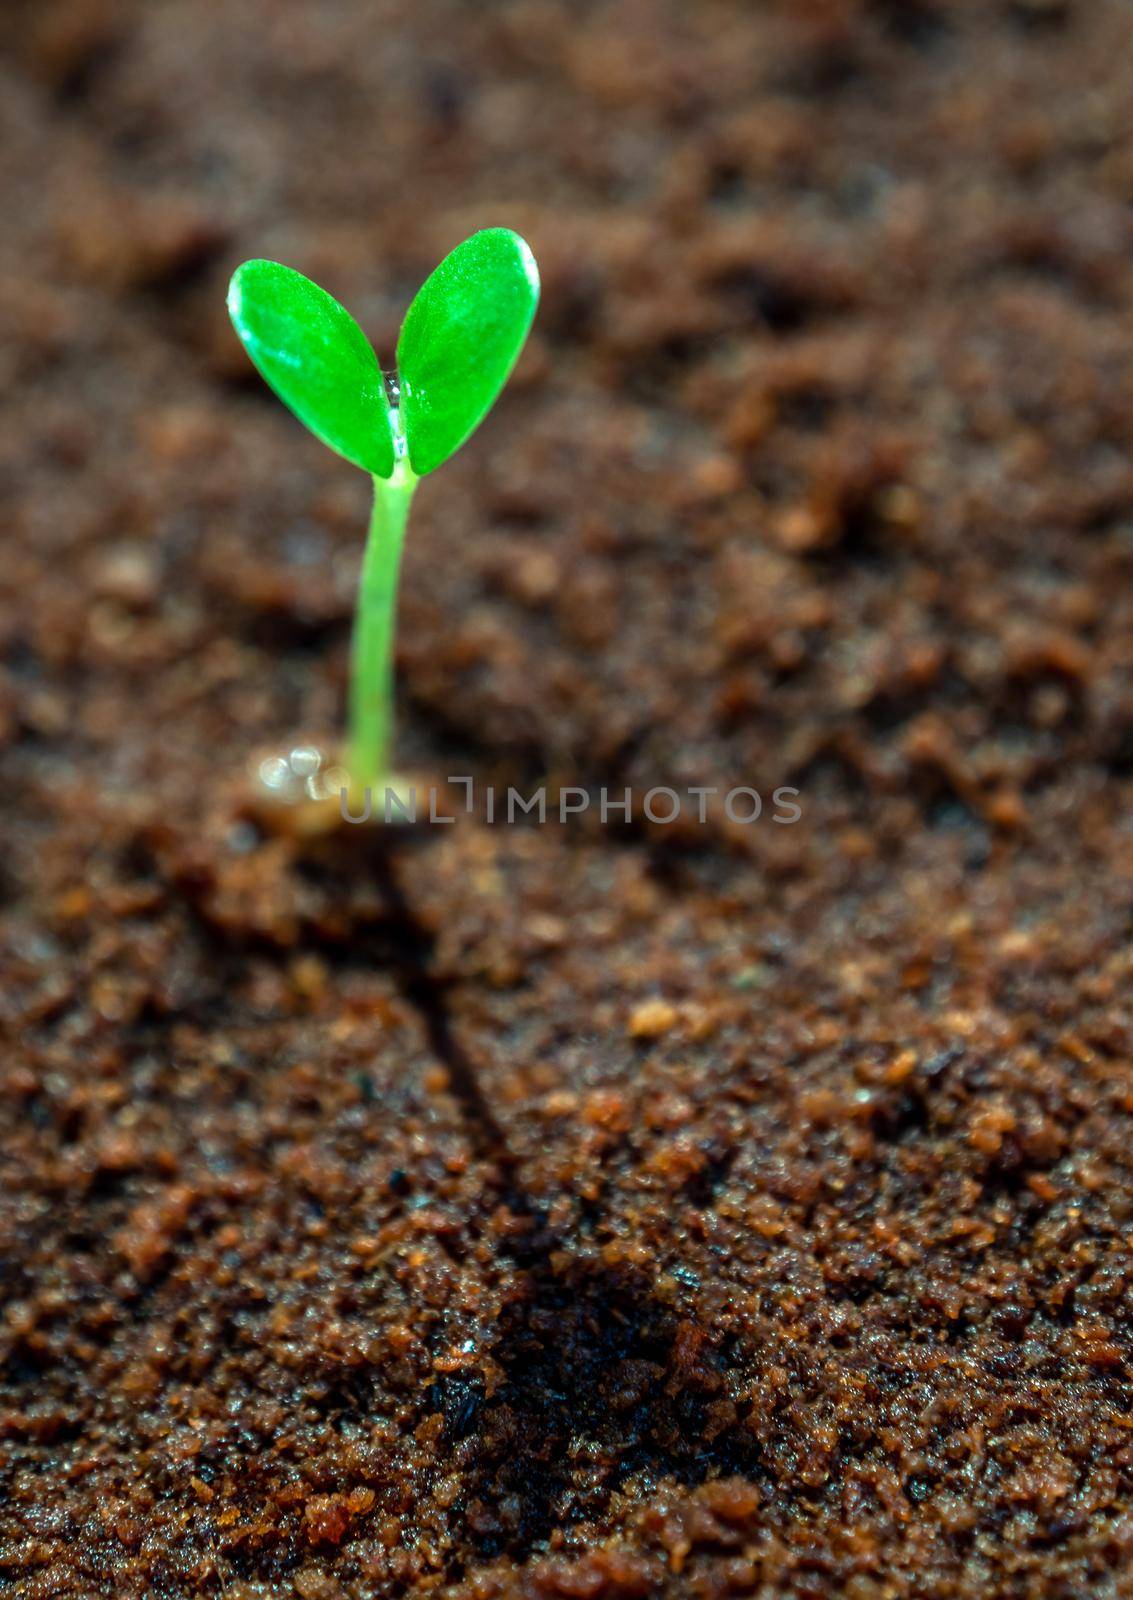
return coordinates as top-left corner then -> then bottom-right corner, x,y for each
3,1 -> 1133,1596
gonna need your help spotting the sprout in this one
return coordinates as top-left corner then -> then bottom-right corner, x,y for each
227,229 -> 540,793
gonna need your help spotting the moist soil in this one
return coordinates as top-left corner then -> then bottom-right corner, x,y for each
3,2 -> 1133,1596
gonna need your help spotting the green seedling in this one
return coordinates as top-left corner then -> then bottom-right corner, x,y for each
227,229 -> 540,794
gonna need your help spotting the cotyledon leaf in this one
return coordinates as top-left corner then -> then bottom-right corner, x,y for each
228,259 -> 395,478
397,229 -> 540,476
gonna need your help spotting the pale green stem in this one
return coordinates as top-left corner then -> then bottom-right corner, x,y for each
347,459 -> 418,790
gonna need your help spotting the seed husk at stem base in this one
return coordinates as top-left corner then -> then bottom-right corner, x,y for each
347,457 -> 418,796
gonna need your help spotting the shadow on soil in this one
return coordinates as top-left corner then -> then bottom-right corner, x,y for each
433,1255 -> 763,1563
154,822 -> 765,1564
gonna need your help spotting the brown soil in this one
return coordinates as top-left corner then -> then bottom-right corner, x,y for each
4,1 -> 1133,1596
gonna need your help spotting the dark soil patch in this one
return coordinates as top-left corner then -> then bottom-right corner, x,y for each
437,1259 -> 762,1567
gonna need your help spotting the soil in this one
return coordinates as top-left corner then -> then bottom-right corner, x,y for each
3,1 -> 1133,1596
